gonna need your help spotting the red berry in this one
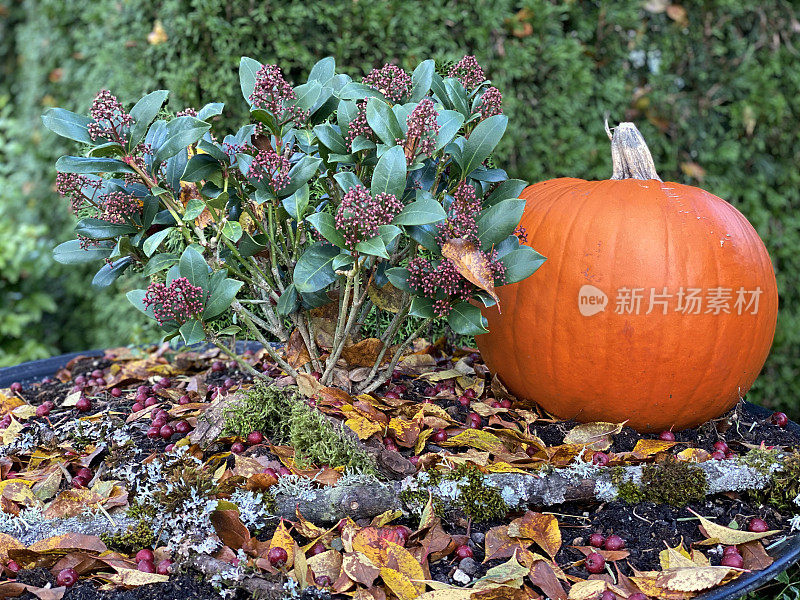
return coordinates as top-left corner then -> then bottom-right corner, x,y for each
467,413 -> 482,429
725,450 -> 736,459
36,402 -> 53,417
247,431 -> 264,445
384,391 -> 400,399
151,417 -> 167,429
588,533 -> 605,548
156,560 -> 172,575
771,412 -> 789,428
409,456 -> 419,466
585,552 -> 606,574
159,424 -> 175,439
6,560 -> 19,574
135,549 -> 154,563
455,545 -> 474,559
315,575 -> 332,587
432,429 -> 448,443
592,452 -> 609,467
262,467 -> 278,479
499,399 -> 512,409
278,466 -> 292,477
159,378 -> 171,388
720,553 -> 744,568
110,387 -> 122,398
137,559 -> 155,573
146,426 -> 160,439
211,361 -> 224,372
711,450 -> 726,460
458,396 -> 471,407
76,468 -> 92,480
56,567 -> 78,587
267,546 -> 288,567
748,518 -> 769,533
75,376 -> 87,385
463,389 -> 476,398
491,401 -> 501,409
723,546 -> 741,556
165,444 -> 175,452
9,382 -> 22,394
525,445 -> 537,457
309,542 -> 326,556
604,534 -> 625,551
144,397 -> 157,407
383,438 -> 399,452
132,403 -> 144,413
713,441 -> 729,453
175,421 -> 191,435
659,431 -> 676,442
310,371 -> 322,381
95,378 -> 106,387
600,592 -> 617,600
231,442 -> 245,454
179,395 -> 190,405
75,397 -> 91,413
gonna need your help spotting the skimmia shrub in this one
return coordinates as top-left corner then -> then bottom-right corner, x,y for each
43,55 -> 545,392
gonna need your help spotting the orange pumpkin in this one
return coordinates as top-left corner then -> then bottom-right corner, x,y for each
477,123 -> 778,432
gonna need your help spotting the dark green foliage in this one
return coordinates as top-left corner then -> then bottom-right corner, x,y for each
1,1 -> 798,413
223,382 -> 378,474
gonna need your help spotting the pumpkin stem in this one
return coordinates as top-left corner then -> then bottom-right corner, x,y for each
608,121 -> 662,182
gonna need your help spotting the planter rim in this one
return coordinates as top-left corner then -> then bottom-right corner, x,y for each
0,347 -> 797,600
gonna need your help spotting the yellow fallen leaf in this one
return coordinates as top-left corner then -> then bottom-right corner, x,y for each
344,416 -> 383,440
656,566 -> 741,592
270,520 -> 295,568
568,579 -> 606,599
442,238 -> 500,309
631,438 -> 676,456
659,543 -> 695,570
416,589 -> 472,599
689,509 -> 781,545
381,566 -> 421,600
11,405 -> 37,420
104,567 -> 169,587
507,512 -> 561,559
441,429 -> 507,454
306,548 -> 342,582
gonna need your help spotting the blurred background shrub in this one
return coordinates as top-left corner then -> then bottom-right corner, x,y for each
0,0 -> 798,414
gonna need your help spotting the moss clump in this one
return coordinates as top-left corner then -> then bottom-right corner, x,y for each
100,519 -> 156,552
611,459 -> 707,507
748,447 -> 799,511
399,464 -> 508,522
223,382 -> 378,475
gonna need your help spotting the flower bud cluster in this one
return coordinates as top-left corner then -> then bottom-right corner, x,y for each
87,89 -> 134,142
362,64 -> 412,103
250,64 -> 308,125
143,277 -> 205,325
334,186 -> 403,249
247,150 -> 291,191
478,86 -> 502,119
448,55 -> 486,91
402,98 -> 440,162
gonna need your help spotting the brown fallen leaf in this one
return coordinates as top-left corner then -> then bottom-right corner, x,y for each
210,509 -> 251,550
656,565 -> 742,593
739,540 -> 774,570
528,559 -> 567,600
563,422 -> 624,451
342,551 -> 380,587
441,238 -> 500,311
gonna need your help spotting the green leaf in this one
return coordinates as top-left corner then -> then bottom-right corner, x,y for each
410,297 -> 435,318
337,99 -> 359,133
281,155 -> 322,197
333,171 -> 362,193
55,156 -> 136,174
308,57 -> 336,84
92,258 -> 131,288
276,284 -> 300,316
430,72 -> 451,109
378,224 -> 401,247
292,80 -> 323,113
197,102 -> 224,121
41,108 -> 93,144
458,114 -> 508,177
153,116 -> 211,166
281,184 -> 310,221
339,82 -> 385,101
75,218 -> 137,239
239,56 -> 263,104
179,319 -> 205,345
306,212 -> 346,248
486,179 -> 528,206
371,145 -> 406,198
407,223 -> 440,253
143,227 -> 174,257
314,124 -> 348,154
129,90 -> 169,148
366,98 -> 402,146
293,242 -> 340,293
355,235 -> 388,259
238,232 -> 268,258
435,110 -> 465,151
88,142 -> 125,158
447,301 -> 488,335
444,78 -> 470,117
477,198 -> 526,249
204,279 -> 244,319
53,240 -> 112,264
183,197 -> 205,221
143,253 -> 179,276
221,221 -> 243,242
393,193 -> 446,225
386,267 -> 412,292
182,154 -> 220,182
351,136 -> 375,153
216,325 -> 242,336
410,60 -> 435,102
500,246 -> 546,284
126,289 -> 156,319
178,246 -> 209,290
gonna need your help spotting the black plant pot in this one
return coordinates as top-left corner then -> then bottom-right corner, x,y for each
0,349 -> 798,600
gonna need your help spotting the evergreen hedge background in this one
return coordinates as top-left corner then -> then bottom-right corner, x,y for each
1,0 -> 798,413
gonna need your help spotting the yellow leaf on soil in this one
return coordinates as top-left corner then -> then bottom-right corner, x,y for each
345,416 -> 383,440
689,509 -> 782,545
441,429 -> 507,454
656,566 -> 740,592
381,567 -> 422,600
270,520 -> 295,568
563,422 -> 624,451
568,580 -> 606,599
507,512 -> 561,559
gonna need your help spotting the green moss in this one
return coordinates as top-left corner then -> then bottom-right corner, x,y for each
611,459 -> 707,507
223,382 -> 378,475
100,519 -> 156,552
741,446 -> 782,476
748,448 -> 800,512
